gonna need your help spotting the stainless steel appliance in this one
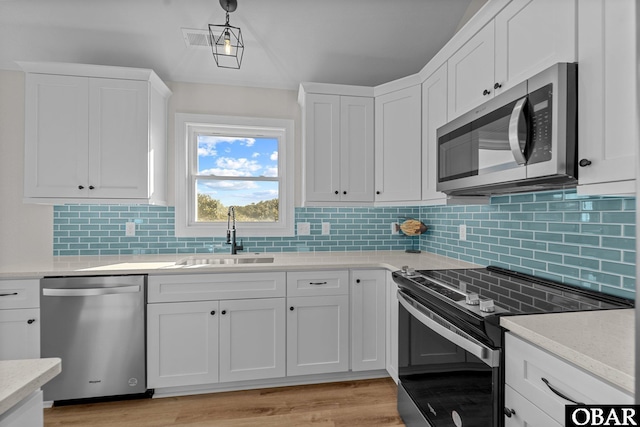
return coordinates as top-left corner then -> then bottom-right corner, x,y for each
40,275 -> 148,403
437,62 -> 578,196
392,266 -> 633,427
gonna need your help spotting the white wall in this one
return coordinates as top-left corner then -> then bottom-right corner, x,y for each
0,70 -> 301,267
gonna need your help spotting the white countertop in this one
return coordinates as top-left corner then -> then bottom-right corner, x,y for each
0,358 -> 61,415
0,250 -> 479,279
501,309 -> 634,394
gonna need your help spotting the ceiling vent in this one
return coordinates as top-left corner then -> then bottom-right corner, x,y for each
181,28 -> 212,49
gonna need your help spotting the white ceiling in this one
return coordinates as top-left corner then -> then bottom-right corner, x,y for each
0,0 -> 484,90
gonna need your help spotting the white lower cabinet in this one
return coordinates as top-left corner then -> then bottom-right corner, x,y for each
351,270 -> 386,372
286,295 -> 349,376
0,390 -> 43,427
505,333 -> 633,425
0,279 -> 40,361
218,298 -> 285,382
147,301 -> 220,388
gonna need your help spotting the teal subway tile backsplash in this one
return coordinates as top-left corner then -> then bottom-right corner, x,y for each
420,189 -> 636,298
53,189 -> 636,298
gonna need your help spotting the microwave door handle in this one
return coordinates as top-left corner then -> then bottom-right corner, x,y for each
508,97 -> 528,165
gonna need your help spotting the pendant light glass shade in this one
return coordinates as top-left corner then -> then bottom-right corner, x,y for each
209,1 -> 244,69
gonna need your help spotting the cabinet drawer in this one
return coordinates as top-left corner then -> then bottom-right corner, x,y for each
148,272 -> 286,303
0,280 -> 39,309
504,385 -> 561,427
505,333 -> 633,424
286,271 -> 349,296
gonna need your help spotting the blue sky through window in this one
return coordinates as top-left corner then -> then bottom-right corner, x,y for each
196,135 -> 279,207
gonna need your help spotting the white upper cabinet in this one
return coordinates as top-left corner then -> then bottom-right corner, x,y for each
447,22 -> 496,120
300,86 -> 374,204
421,63 -> 448,204
577,0 -> 637,195
447,0 -> 576,120
374,85 -> 422,203
21,62 -> 171,205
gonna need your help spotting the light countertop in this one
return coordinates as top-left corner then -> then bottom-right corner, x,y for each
501,309 -> 634,394
0,358 -> 61,415
0,250 -> 479,279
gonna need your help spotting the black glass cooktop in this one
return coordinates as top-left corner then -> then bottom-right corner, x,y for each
417,266 -> 633,315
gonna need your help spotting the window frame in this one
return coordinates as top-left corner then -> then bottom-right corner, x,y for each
175,113 -> 294,237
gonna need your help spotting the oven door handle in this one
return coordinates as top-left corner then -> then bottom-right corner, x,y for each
398,292 -> 500,367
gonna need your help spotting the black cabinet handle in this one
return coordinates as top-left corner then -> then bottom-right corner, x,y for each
221,310 -> 227,315
89,185 -> 95,190
541,377 -> 584,405
0,292 -> 18,297
483,89 -> 491,96
335,190 -> 339,194
27,319 -> 36,324
494,83 -> 502,89
504,407 -> 516,418
290,306 -> 294,311
309,282 -> 327,286
78,185 -> 84,190
210,310 -> 216,315
579,159 -> 592,167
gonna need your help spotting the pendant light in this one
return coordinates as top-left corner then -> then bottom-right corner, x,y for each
208,0 -> 244,69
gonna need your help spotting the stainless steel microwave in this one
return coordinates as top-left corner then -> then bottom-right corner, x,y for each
436,62 -> 578,196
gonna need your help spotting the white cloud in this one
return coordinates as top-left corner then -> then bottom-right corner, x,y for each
197,145 -> 217,157
200,181 -> 258,191
200,157 -> 263,177
263,167 -> 278,177
252,152 -> 260,158
270,151 -> 278,161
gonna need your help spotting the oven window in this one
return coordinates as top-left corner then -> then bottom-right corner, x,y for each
399,304 -> 496,426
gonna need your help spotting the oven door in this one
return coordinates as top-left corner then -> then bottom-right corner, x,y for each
397,291 -> 501,427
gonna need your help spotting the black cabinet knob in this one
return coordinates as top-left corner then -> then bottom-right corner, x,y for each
483,89 -> 491,96
221,310 -> 227,315
27,319 -> 35,324
376,191 -> 380,195
579,159 -> 592,167
356,279 -> 361,284
89,185 -> 95,190
504,407 -> 516,418
210,310 -> 216,315
78,185 -> 84,190
343,191 -> 347,195
290,306 -> 294,311
494,83 -> 502,89
335,190 -> 339,195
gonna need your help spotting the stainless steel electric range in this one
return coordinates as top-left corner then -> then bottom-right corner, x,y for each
392,265 -> 633,427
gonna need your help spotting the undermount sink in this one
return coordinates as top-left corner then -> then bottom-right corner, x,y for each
173,255 -> 275,267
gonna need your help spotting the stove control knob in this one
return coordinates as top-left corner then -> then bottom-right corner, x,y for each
465,292 -> 480,305
406,268 -> 416,276
401,265 -> 409,273
480,299 -> 495,313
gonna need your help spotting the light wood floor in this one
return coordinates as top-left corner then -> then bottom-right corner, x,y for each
44,378 -> 404,426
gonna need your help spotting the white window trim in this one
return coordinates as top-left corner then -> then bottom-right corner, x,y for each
175,113 -> 295,237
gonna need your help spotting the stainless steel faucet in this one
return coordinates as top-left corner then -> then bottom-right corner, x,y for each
226,206 -> 244,255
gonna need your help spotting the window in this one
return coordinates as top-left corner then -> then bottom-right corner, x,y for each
175,113 -> 294,237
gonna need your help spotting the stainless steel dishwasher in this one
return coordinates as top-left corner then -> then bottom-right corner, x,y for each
40,275 -> 147,403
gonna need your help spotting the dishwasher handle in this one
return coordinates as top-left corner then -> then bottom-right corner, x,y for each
42,285 -> 141,297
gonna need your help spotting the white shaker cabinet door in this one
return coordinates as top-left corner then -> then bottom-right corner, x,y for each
351,270 -> 386,372
339,96 -> 374,202
447,21 -> 495,120
375,85 -> 422,202
218,298 -> 286,383
0,309 -> 40,360
421,63 -> 448,204
24,73 -> 90,198
304,93 -> 341,202
577,0 -> 637,195
88,78 -> 150,199
286,295 -> 349,376
147,301 -> 219,388
494,0 -> 576,94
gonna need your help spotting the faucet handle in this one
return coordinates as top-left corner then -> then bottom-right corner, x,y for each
237,239 -> 244,252
226,230 -> 231,244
